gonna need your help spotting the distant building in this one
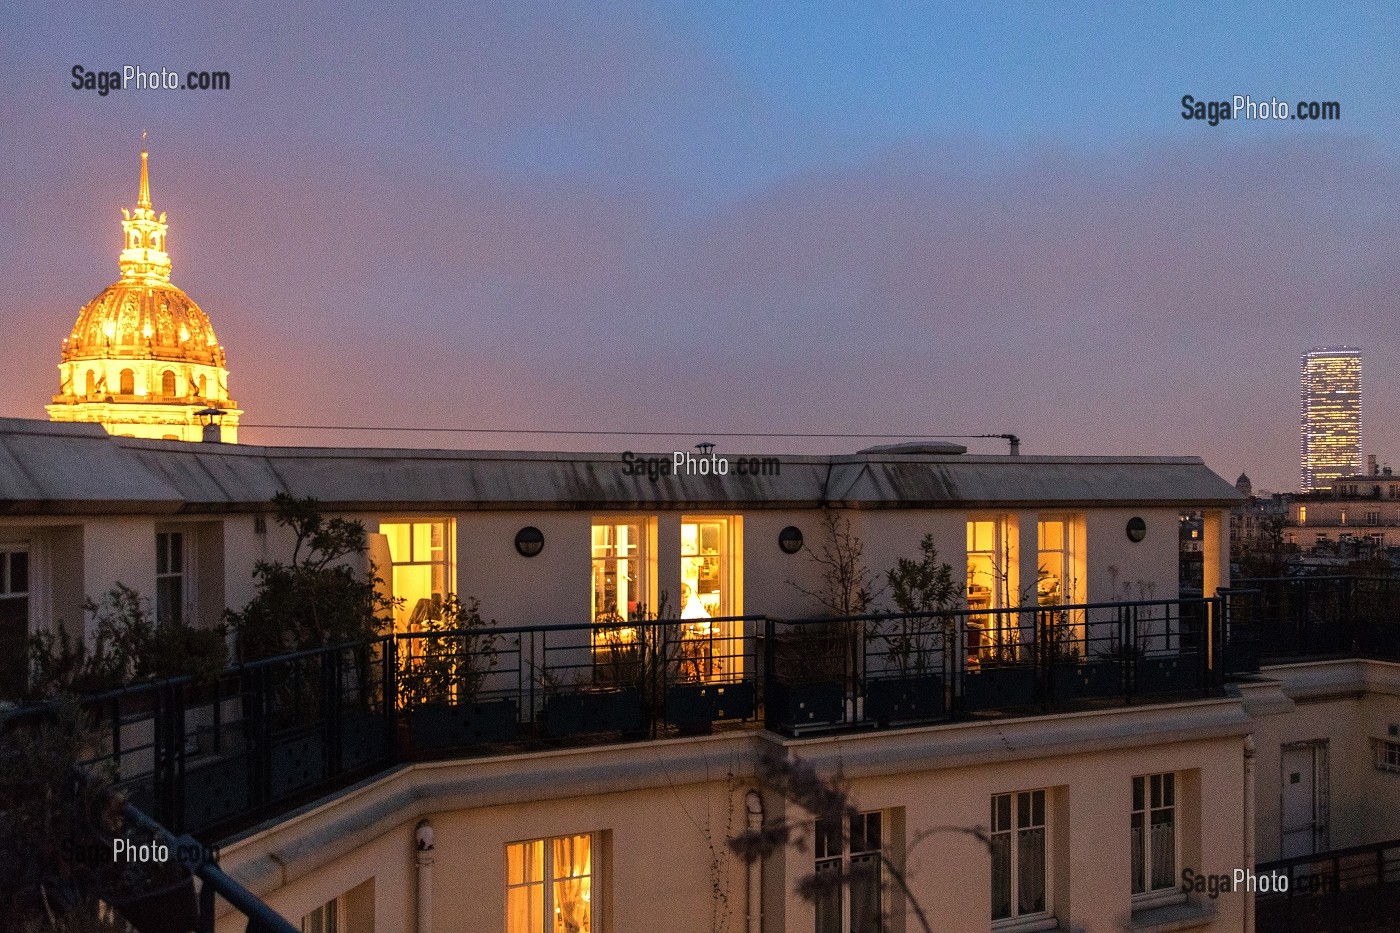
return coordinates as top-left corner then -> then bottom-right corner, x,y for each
1234,472 -> 1253,498
45,147 -> 241,442
1299,347 -> 1361,492
1286,456 -> 1400,551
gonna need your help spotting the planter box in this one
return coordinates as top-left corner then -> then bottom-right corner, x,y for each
110,875 -> 200,933
961,665 -> 1036,711
1051,660 -> 1122,702
181,754 -> 252,832
341,710 -> 391,770
269,732 -> 326,799
863,673 -> 945,723
766,680 -> 844,734
1222,639 -> 1262,675
410,699 -> 520,749
665,681 -> 756,728
1135,652 -> 1201,695
542,688 -> 643,739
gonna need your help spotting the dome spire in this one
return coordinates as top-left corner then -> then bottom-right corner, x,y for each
138,137 -> 151,208
118,135 -> 171,282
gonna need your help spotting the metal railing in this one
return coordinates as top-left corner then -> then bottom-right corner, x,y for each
4,598 -> 1226,840
1226,576 -> 1400,666
1256,838 -> 1400,933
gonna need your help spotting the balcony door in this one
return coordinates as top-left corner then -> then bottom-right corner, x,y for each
0,550 -> 29,699
1281,740 -> 1330,858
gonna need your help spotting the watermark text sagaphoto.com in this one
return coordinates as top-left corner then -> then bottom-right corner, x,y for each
1180,94 -> 1340,126
72,64 -> 231,95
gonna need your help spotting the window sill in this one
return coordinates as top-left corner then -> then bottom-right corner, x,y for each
1123,900 -> 1216,933
992,914 -> 1057,933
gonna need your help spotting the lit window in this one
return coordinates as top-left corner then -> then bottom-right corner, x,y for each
0,550 -> 30,699
1131,773 -> 1177,898
967,518 -> 1015,661
591,520 -> 653,623
815,810 -> 883,933
679,516 -> 742,681
156,532 -> 184,625
1298,506 -> 1307,526
507,834 -> 594,933
380,520 -> 452,632
1037,519 -> 1079,606
991,790 -> 1048,922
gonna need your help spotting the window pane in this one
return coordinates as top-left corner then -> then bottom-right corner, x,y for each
814,860 -> 842,933
9,552 -> 26,595
1150,811 -> 1176,890
552,836 -> 591,933
157,577 -> 183,626
507,885 -> 543,933
848,852 -> 882,932
815,815 -> 841,860
1130,814 -> 1145,894
382,524 -> 411,563
990,832 -> 1012,920
1017,825 -> 1047,914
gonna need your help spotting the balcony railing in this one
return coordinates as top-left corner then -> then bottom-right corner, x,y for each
2,598 -> 1227,840
1224,576 -> 1400,668
1256,838 -> 1400,933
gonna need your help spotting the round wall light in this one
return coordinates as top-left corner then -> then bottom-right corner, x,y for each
515,526 -> 545,557
1126,517 -> 1147,543
778,525 -> 804,554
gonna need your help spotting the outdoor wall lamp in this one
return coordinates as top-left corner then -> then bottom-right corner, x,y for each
778,525 -> 804,554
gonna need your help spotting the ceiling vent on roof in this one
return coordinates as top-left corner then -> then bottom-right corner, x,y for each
858,441 -> 968,455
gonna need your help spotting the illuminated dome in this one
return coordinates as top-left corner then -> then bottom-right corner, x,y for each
64,280 -> 227,368
47,146 -> 241,442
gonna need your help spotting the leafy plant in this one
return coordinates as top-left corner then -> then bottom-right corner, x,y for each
226,493 -> 396,660
397,594 -> 502,707
28,586 -> 228,699
0,700 -> 122,929
877,535 -> 963,676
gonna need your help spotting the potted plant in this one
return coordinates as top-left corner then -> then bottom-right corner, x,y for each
401,595 -> 516,750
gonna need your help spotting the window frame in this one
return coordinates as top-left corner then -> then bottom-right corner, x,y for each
1131,772 -> 1182,907
814,809 -> 886,933
155,530 -> 186,626
590,516 -> 657,624
990,789 -> 1051,926
379,518 -> 455,633
505,832 -> 597,933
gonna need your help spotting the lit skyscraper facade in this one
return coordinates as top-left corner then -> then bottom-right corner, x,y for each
1300,346 -> 1362,492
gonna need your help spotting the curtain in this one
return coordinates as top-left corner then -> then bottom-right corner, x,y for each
1017,826 -> 1046,914
552,835 -> 592,933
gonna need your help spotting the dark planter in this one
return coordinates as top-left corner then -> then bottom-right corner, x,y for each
1222,639 -> 1263,675
1051,660 -> 1122,702
110,874 -> 200,933
665,681 -> 756,728
410,698 -> 520,749
961,665 -> 1036,711
1135,651 -> 1201,695
269,731 -> 326,799
181,754 -> 252,832
341,710 -> 391,770
864,673 -> 944,723
542,688 -> 643,739
766,680 -> 844,734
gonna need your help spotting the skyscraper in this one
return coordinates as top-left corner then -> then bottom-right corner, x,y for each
1300,347 -> 1362,492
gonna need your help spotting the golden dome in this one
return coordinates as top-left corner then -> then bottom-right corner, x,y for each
48,144 -> 241,441
63,279 -> 227,367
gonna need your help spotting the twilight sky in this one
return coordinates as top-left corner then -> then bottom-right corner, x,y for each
2,2 -> 1397,490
